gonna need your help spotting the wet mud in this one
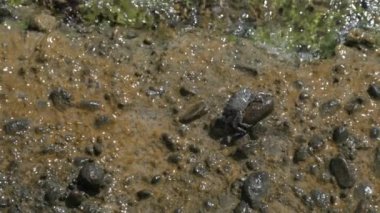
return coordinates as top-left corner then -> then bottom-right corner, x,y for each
0,7 -> 380,213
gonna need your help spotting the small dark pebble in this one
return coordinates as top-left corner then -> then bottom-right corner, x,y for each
310,189 -> 330,208
143,38 -> 153,45
299,91 -> 310,101
146,86 -> 164,97
369,127 -> 380,139
167,153 -> 182,164
151,175 -> 161,184
332,126 -> 349,143
193,163 -> 208,177
179,101 -> 208,124
246,160 -> 260,171
234,64 -> 258,76
188,144 -> 200,154
329,156 -> 356,189
77,163 -> 105,195
126,31 -> 138,39
233,143 -> 256,160
367,84 -> 380,100
93,143 -> 103,156
294,145 -> 310,163
173,208 -> 184,213
179,86 -> 197,97
354,183 -> 373,200
94,115 -> 112,128
234,201 -> 252,213
345,97 -> 364,115
332,64 -> 346,74
320,99 -> 340,116
3,119 -> 30,135
308,135 -> 325,152
77,100 -> 102,111
85,146 -> 94,156
203,200 -> 215,210
44,187 -> 62,206
137,190 -> 152,200
49,88 -> 72,110
66,190 -> 85,208
161,133 -> 177,152
242,172 -> 270,209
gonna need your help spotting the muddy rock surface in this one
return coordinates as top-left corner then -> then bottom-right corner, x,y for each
0,4 -> 380,213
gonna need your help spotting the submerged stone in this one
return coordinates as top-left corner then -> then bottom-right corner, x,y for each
241,172 -> 270,209
3,119 -> 30,135
329,157 -> 356,189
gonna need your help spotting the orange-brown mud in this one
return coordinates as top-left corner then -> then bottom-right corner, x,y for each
0,16 -> 380,212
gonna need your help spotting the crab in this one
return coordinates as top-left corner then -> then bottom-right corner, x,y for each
210,88 -> 274,145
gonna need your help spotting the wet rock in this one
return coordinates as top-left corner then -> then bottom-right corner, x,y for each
188,144 -> 200,154
137,190 -> 152,200
146,86 -> 164,97
93,143 -> 103,156
179,86 -> 197,97
329,157 -> 356,188
161,133 -> 178,151
369,127 -> 380,139
66,190 -> 85,208
233,142 -> 257,160
44,185 -> 64,206
29,13 -> 58,32
332,126 -> 349,144
193,163 -> 208,177
319,99 -> 341,116
77,100 -> 102,111
203,200 -> 215,210
310,189 -> 330,208
73,157 -> 92,167
344,97 -> 364,114
299,91 -> 310,101
49,88 -> 72,110
179,101 -> 208,124
308,135 -> 325,152
241,172 -> 270,209
94,115 -> 112,128
367,84 -> 380,100
3,119 -> 30,135
234,201 -> 252,213
150,175 -> 161,184
167,153 -> 182,164
77,163 -> 105,195
293,145 -> 310,163
354,183 -> 373,200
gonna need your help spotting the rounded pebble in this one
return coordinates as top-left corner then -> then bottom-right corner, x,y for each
77,163 -> 105,195
242,172 -> 270,209
367,84 -> 380,100
332,126 -> 349,143
3,119 -> 30,135
329,157 -> 356,189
